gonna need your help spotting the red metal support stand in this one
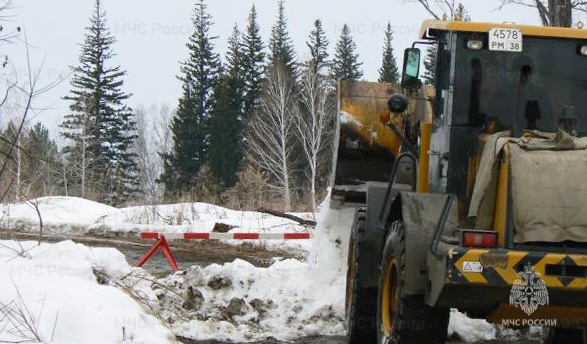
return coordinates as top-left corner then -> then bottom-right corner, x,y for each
136,234 -> 179,272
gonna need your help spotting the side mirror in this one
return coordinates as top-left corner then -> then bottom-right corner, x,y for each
401,48 -> 421,89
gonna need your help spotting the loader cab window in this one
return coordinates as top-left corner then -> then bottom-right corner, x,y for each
452,33 -> 587,136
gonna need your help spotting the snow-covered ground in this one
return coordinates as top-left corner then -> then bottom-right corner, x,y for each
0,240 -> 174,343
0,196 -> 531,343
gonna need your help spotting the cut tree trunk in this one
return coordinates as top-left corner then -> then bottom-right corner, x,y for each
257,208 -> 317,227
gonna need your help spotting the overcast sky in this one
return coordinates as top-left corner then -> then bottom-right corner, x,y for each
2,0 -> 564,134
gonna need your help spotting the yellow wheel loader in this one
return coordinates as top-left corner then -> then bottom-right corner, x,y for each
341,19 -> 587,344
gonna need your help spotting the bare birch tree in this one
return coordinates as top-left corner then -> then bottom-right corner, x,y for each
0,1 -> 19,45
134,105 -> 154,201
0,31 -> 62,202
407,0 -> 587,27
497,0 -> 587,27
296,66 -> 335,213
134,103 -> 173,202
247,65 -> 297,211
405,0 -> 459,19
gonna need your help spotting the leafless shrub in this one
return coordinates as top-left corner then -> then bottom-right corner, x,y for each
93,268 -> 170,328
0,241 -> 33,260
0,280 -> 58,343
223,160 -> 281,211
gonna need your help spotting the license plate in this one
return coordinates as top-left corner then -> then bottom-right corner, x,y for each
489,28 -> 522,52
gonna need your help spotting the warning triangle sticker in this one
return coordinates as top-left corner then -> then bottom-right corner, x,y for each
462,261 -> 483,273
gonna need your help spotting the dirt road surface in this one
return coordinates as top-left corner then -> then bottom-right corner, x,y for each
0,230 -> 303,275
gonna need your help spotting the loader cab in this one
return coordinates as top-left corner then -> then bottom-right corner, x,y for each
403,20 -> 587,220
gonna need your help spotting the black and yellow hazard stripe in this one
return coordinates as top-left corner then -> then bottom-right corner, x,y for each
448,248 -> 587,289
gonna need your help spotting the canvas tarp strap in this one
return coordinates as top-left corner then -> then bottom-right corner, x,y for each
516,129 -> 587,150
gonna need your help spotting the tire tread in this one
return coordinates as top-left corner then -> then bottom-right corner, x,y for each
377,221 -> 449,344
346,208 -> 377,343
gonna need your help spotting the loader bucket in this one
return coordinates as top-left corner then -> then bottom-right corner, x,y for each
332,80 -> 404,203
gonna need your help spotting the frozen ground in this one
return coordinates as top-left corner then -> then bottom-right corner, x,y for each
0,196 -> 537,343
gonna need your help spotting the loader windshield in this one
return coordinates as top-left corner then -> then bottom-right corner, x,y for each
452,34 -> 587,135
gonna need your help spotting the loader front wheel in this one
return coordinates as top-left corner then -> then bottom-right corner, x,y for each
377,221 -> 449,344
345,207 -> 377,343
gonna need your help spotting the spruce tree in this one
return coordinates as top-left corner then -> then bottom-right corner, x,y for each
242,4 -> 265,117
306,19 -> 329,74
455,3 -> 471,21
378,22 -> 399,84
332,24 -> 363,81
0,122 -> 19,201
208,25 -> 245,188
22,123 -> 61,197
268,0 -> 297,79
101,101 -> 139,205
60,0 -> 139,205
422,45 -> 437,85
159,0 -> 221,198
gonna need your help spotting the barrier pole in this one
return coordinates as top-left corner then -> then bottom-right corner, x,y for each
136,235 -> 179,272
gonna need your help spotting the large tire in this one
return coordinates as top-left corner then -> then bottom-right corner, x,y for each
376,221 -> 449,344
346,207 -> 377,343
545,327 -> 587,344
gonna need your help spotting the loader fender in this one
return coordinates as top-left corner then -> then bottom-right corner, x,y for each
356,183 -> 398,290
391,192 -> 458,295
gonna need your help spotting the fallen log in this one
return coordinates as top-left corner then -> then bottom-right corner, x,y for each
256,208 -> 316,227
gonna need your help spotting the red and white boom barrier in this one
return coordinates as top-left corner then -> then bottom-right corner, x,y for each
136,231 -> 312,272
140,232 -> 311,241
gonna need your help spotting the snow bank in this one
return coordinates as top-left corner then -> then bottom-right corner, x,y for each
0,240 -> 174,344
448,310 -> 497,342
159,259 -> 343,341
155,198 -> 353,341
1,196 -> 116,224
0,197 -> 312,251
